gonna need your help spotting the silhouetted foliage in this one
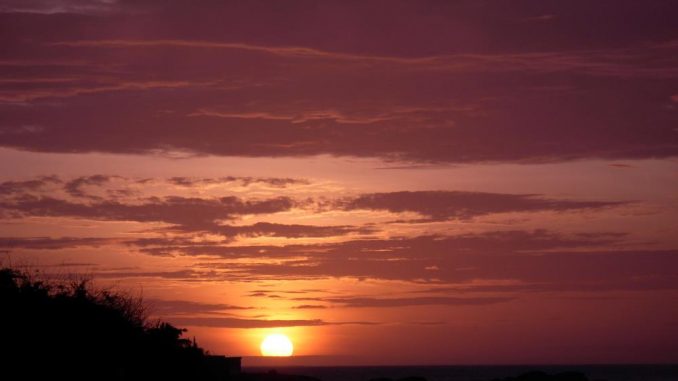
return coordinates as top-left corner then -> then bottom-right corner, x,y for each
0,267 -> 213,381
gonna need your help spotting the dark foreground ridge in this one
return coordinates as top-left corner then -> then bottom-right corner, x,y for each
489,371 -> 602,381
240,370 -> 320,381
0,267 -> 315,381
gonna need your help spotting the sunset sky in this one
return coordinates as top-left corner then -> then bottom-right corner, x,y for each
1,0 -> 677,365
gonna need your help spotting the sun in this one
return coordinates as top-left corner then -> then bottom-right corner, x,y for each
260,333 -> 294,357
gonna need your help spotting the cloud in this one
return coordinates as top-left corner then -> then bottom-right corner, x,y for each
2,176 -> 651,293
43,262 -> 98,267
1,174 -> 308,204
1,4 -> 677,164
0,80 -> 211,103
7,176 -> 626,241
177,233 -> 678,292
147,299 -> 253,315
167,176 -> 309,188
188,108 -> 404,125
131,230 -> 622,260
198,222 -> 376,239
0,194 -> 295,227
50,39 -> 678,78
166,317 -> 378,329
122,223 -> 375,257
318,296 -> 514,308
0,236 -> 114,250
520,14 -> 556,23
0,176 -> 61,195
90,269 -> 207,280
64,175 -> 113,198
2,176 -> 374,240
292,305 -> 327,309
339,191 -> 627,221
0,0 -> 119,14
51,39 -> 414,63
2,79 -> 675,163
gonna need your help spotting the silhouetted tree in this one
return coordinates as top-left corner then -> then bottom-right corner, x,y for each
0,267 -> 211,381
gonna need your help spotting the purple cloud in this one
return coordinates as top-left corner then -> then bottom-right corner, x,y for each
167,176 -> 309,188
167,317 -> 378,329
0,236 -> 113,249
64,175 -> 113,198
147,299 -> 254,315
0,1 -> 677,163
340,191 -> 627,221
312,296 -> 514,308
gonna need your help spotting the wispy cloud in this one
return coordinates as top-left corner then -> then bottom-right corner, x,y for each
316,296 -> 514,308
167,176 -> 309,188
0,0 -> 119,14
51,39 -> 678,78
0,236 -> 114,250
147,299 -> 254,315
339,191 -> 627,221
167,317 -> 378,329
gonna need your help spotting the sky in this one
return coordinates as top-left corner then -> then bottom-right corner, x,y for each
0,0 -> 677,365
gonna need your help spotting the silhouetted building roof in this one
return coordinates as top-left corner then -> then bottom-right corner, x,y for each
205,355 -> 242,379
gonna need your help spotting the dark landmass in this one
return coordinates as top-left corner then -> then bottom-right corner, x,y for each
239,370 -> 320,381
369,371 -> 601,381
489,371 -> 604,381
0,267 -> 313,381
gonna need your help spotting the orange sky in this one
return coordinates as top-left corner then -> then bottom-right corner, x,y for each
0,0 -> 677,365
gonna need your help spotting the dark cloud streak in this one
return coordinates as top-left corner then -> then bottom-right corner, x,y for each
340,191 -> 627,221
167,317 -> 378,329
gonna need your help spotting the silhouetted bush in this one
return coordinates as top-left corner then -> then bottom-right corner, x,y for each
0,267 -> 211,381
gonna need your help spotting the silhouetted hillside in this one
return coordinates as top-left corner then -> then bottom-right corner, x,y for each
0,267 -> 325,381
0,267 -> 218,381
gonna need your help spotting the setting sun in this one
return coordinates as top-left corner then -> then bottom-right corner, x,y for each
260,334 -> 294,357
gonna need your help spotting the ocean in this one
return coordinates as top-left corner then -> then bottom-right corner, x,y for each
244,365 -> 678,381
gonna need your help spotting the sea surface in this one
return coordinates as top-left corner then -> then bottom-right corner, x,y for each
244,365 -> 678,381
